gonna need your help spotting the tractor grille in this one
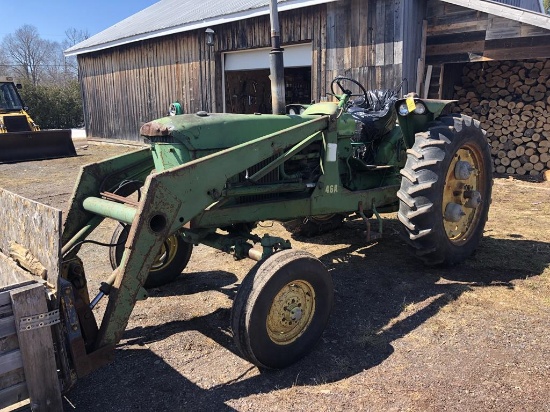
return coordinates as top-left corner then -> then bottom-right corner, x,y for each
237,155 -> 279,204
144,136 -> 178,144
4,115 -> 31,132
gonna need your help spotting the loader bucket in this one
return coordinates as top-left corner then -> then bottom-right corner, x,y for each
0,129 -> 76,163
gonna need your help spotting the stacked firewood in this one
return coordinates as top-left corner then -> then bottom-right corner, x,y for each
451,59 -> 550,176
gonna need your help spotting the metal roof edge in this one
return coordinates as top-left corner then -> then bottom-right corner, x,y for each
64,0 -> 339,57
440,0 -> 550,30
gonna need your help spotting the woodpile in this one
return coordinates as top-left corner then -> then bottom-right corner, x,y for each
451,59 -> 550,176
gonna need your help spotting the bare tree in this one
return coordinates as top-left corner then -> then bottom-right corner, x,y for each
42,43 -> 67,84
2,25 -> 57,85
0,48 -> 11,77
63,28 -> 90,47
61,28 -> 90,79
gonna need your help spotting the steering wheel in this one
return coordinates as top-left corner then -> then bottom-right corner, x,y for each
330,76 -> 368,107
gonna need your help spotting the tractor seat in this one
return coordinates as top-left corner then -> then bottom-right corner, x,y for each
348,89 -> 398,142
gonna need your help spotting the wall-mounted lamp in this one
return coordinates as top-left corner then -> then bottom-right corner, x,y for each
205,28 -> 215,47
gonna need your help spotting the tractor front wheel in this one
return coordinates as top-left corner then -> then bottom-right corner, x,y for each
109,224 -> 193,288
231,249 -> 333,369
397,114 -> 492,265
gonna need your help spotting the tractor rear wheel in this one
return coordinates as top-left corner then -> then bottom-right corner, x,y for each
109,224 -> 193,288
397,114 -> 492,265
231,249 -> 333,369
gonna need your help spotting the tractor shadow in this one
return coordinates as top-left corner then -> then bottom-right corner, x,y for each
64,223 -> 550,411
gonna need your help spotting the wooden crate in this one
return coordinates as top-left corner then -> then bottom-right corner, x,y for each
0,267 -> 63,411
0,187 -> 67,410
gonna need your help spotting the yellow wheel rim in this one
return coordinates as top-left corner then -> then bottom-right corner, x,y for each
266,280 -> 316,345
150,234 -> 178,272
442,143 -> 487,244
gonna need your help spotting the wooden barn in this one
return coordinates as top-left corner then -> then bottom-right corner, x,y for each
65,0 -> 426,141
65,0 -> 550,174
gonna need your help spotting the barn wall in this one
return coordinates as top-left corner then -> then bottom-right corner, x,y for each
322,0 -> 406,94
78,0 -> 412,141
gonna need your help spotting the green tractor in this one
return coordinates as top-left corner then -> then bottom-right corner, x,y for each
3,76 -> 492,381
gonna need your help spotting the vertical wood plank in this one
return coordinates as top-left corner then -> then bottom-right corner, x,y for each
417,19 -> 428,94
10,284 -> 62,412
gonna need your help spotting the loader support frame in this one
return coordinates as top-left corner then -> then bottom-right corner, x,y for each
86,117 -> 330,349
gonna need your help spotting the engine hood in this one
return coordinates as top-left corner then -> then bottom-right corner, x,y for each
140,112 -> 322,150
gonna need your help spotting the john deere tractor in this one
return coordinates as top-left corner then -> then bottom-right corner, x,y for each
0,76 -> 492,385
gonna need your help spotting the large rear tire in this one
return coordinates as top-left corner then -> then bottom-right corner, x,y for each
231,249 -> 333,369
397,114 -> 492,265
109,224 -> 193,288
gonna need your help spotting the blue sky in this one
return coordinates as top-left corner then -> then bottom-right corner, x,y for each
0,0 -> 159,43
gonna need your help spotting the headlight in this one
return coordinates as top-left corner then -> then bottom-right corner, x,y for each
398,103 -> 409,116
414,102 -> 427,114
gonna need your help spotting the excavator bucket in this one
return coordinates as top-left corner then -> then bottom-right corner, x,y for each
0,129 -> 76,163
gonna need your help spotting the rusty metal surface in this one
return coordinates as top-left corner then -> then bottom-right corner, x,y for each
140,121 -> 171,136
0,188 -> 62,287
100,191 -> 140,207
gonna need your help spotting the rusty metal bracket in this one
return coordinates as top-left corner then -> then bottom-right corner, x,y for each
19,309 -> 60,331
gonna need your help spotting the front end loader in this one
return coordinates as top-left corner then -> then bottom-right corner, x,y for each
0,76 -> 76,163
0,76 -> 492,392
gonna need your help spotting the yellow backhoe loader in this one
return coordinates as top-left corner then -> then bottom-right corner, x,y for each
0,76 -> 76,162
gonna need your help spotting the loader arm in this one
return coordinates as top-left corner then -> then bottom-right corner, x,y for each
62,148 -> 154,249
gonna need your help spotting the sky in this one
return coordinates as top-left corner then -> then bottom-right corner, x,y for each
0,0 -> 159,43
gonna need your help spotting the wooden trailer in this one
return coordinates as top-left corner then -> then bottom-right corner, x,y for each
0,189 -> 65,411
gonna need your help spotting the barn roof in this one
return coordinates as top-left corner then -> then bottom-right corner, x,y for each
65,0 -> 550,57
64,0 -> 338,56
491,0 -> 544,13
441,0 -> 550,28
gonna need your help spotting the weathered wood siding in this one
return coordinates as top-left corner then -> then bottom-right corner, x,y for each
78,0 -> 414,141
402,0 -> 428,94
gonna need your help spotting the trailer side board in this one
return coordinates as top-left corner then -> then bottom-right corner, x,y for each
0,188 -> 62,287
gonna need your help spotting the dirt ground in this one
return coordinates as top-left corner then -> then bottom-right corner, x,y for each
0,141 -> 549,412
